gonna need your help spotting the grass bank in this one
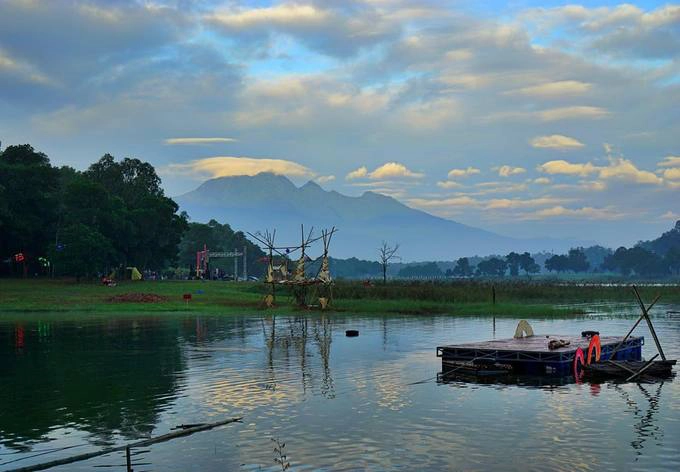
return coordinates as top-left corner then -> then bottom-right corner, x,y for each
1,278 -> 677,317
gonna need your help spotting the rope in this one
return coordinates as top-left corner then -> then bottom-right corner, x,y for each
406,352 -> 499,386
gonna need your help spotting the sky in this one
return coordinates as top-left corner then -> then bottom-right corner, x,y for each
1,0 -> 679,247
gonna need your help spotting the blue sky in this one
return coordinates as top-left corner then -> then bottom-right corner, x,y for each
1,0 -> 679,246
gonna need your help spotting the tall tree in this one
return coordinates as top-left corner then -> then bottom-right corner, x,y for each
0,145 -> 59,273
49,223 -> 114,282
665,247 -> 680,276
84,155 -> 188,269
518,252 -> 540,276
476,257 -> 507,277
545,254 -> 568,273
603,247 -> 667,277
452,257 -> 473,277
566,248 -> 590,272
378,241 -> 400,284
638,220 -> 680,256
505,252 -> 522,276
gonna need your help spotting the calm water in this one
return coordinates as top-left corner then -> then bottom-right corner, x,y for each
1,306 -> 679,471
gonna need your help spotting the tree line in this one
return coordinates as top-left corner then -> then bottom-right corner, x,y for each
0,144 -> 266,279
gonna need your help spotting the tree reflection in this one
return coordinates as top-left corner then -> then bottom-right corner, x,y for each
0,319 -> 185,452
261,314 -> 335,398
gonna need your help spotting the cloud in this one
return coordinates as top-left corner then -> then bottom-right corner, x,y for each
523,206 -> 625,220
530,134 -> 585,150
538,160 -> 598,176
533,177 -> 551,184
408,196 -> 479,208
661,211 -> 680,220
485,106 -> 610,123
315,175 -> 336,184
507,80 -> 591,97
485,197 -> 567,209
346,166 -> 368,180
658,156 -> 680,168
0,48 -> 52,85
538,157 -> 663,184
408,195 -> 570,213
598,158 -> 663,184
348,162 -> 423,180
497,165 -> 526,177
206,2 -> 401,57
164,137 -> 236,145
661,168 -> 680,180
522,4 -> 680,60
436,181 -> 463,189
447,167 -> 480,178
162,156 -> 314,179
539,106 -> 610,121
369,162 -> 424,179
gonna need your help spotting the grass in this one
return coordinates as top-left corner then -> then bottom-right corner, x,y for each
0,278 -> 677,318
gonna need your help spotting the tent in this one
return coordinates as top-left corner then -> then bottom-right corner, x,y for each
109,266 -> 143,281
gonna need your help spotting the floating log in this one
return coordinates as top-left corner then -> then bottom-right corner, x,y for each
9,417 -> 242,472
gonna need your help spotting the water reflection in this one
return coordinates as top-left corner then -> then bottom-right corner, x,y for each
0,319 -> 185,451
0,313 -> 678,471
615,382 -> 666,456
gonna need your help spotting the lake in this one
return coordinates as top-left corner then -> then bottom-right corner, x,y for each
1,304 -> 679,471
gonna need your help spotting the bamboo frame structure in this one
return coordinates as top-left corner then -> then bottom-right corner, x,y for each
247,226 -> 338,308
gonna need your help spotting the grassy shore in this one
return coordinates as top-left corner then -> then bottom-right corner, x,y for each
1,278 -> 678,318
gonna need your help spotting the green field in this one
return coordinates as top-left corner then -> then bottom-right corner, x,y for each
1,278 -> 678,318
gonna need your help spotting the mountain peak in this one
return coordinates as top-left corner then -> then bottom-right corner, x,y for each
300,180 -> 323,191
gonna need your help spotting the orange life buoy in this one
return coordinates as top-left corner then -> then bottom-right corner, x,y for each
573,347 -> 585,379
587,335 -> 601,365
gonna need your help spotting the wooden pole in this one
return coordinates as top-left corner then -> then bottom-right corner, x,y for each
8,417 -> 242,472
625,354 -> 660,382
243,245 -> 247,281
632,286 -> 666,361
125,446 -> 132,472
607,294 -> 660,360
492,285 -> 496,305
234,247 -> 238,281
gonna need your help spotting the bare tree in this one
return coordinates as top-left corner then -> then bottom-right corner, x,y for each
378,241 -> 400,284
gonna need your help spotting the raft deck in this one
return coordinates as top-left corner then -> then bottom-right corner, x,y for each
437,334 -> 643,375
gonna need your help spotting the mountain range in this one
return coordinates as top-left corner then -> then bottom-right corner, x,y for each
175,173 -> 591,260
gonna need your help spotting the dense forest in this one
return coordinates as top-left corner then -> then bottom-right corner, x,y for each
2,143 -> 679,280
0,144 -> 265,279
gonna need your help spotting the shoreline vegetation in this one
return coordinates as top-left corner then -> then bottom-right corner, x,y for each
1,279 -> 678,318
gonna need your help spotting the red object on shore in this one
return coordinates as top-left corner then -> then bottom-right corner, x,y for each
183,293 -> 192,302
14,253 -> 24,262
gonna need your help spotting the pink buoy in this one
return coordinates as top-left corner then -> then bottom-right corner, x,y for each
573,347 -> 585,381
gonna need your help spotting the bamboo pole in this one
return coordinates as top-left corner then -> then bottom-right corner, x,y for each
607,294 -> 660,360
9,417 -> 242,472
125,446 -> 132,472
625,354 -> 660,382
606,360 -> 638,376
632,286 -> 666,361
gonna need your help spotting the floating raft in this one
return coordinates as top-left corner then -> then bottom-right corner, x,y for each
437,334 -> 643,376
